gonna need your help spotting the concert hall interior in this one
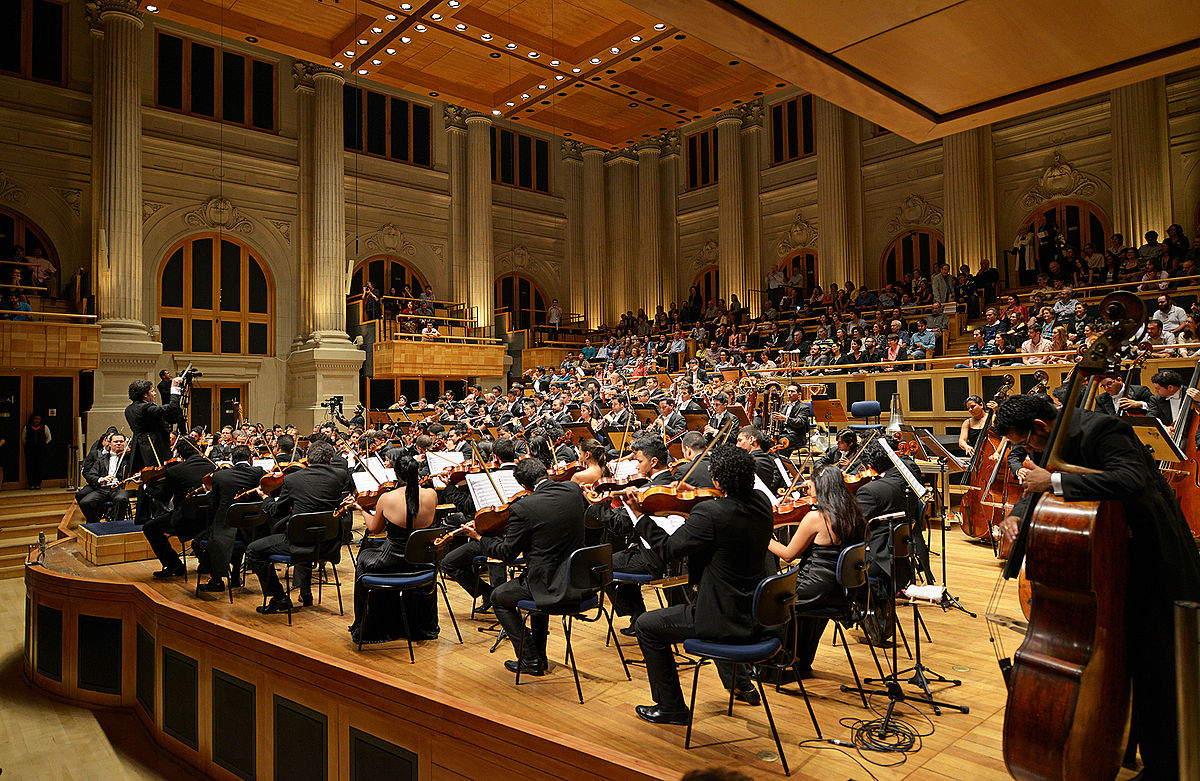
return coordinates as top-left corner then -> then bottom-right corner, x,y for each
4,0 -> 1200,779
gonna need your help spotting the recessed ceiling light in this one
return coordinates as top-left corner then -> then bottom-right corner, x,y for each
415,24 -> 426,32
358,69 -> 369,75
550,60 -> 560,66
520,93 -> 530,99
385,47 -> 396,54
481,33 -> 493,40
371,59 -> 382,65
430,91 -> 439,96
245,36 -> 258,43
505,42 -> 517,49
385,13 -> 397,21
610,47 -> 620,54
447,0 -> 460,6
653,23 -> 666,30
430,13 -> 442,20
358,39 -> 369,45
455,23 -> 467,30
145,4 -> 158,11
492,109 -> 501,115
506,101 -> 515,106
334,61 -> 344,68
400,3 -> 412,9
555,75 -> 564,80
631,36 -> 641,42
489,52 -> 500,58
401,36 -> 411,43
371,26 -> 383,33
345,50 -> 355,56
528,51 -> 538,58
538,84 -> 547,89
589,57 -> 601,64
571,67 -> 581,73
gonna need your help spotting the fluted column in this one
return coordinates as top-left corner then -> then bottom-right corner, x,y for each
637,142 -> 662,310
1111,78 -> 1172,248
293,65 -> 315,343
96,0 -> 144,332
717,111 -> 746,305
582,147 -> 607,327
310,68 -> 347,337
943,126 -> 996,279
815,97 -> 863,288
740,101 -> 765,314
445,106 -> 469,304
562,141 -> 585,323
606,151 -> 638,322
465,114 -> 494,330
87,5 -> 106,289
658,132 -> 680,309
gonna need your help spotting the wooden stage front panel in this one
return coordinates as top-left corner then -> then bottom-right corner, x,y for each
24,530 -> 1040,780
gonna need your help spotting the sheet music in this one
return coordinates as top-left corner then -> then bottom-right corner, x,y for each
352,471 -> 382,493
624,504 -> 686,547
464,470 -> 523,508
426,450 -> 466,473
252,459 -> 276,471
609,457 -> 640,482
754,475 -> 781,506
363,455 -> 396,483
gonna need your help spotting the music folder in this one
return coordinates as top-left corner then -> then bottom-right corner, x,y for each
1124,416 -> 1186,462
605,429 -> 635,453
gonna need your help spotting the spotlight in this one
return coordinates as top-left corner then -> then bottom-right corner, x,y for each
528,51 -> 538,58
400,3 -> 412,9
358,69 -> 368,75
430,13 -> 442,20
385,13 -> 397,20
371,58 -> 381,65
358,38 -> 369,45
492,109 -> 501,115
520,93 -> 530,99
345,50 -> 355,56
245,36 -> 258,43
538,84 -> 547,89
571,67 -> 581,73
333,61 -> 344,68
506,101 -> 514,106
448,0 -> 460,6
550,59 -> 560,66
481,33 -> 493,40
610,47 -> 620,54
653,23 -> 666,30
555,74 -> 564,80
505,42 -> 517,49
371,26 -> 383,33
415,24 -> 426,31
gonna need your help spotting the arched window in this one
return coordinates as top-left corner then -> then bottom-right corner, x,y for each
881,229 -> 945,285
1019,199 -> 1110,256
782,250 -> 817,292
495,273 -> 546,330
158,235 -> 273,355
0,206 -> 59,286
693,266 -> 720,308
349,255 -> 428,299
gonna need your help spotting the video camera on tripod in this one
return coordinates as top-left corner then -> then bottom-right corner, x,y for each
321,395 -> 345,419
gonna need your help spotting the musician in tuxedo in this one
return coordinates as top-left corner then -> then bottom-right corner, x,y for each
78,432 -> 134,522
675,384 -> 705,414
996,394 -> 1200,781
141,438 -> 212,578
1094,375 -> 1154,417
770,383 -> 812,455
1139,369 -> 1200,430
683,358 -> 708,387
703,394 -> 737,446
653,398 -> 686,440
854,439 -> 929,588
735,426 -> 784,494
460,458 -> 587,675
245,441 -> 351,614
671,432 -> 713,489
603,395 -> 632,430
195,445 -> 266,593
816,429 -> 859,469
626,445 -> 772,723
125,377 -> 184,523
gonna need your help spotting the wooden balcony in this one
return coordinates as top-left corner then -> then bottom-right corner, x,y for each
372,335 -> 507,379
0,319 -> 100,371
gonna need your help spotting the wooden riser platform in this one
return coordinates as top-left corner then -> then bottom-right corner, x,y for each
0,488 -> 75,580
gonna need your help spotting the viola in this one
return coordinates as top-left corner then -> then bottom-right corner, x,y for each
234,461 -> 306,501
334,481 -> 398,518
433,489 -> 531,545
121,458 -> 182,490
842,467 -> 879,492
582,476 -> 648,504
635,483 -> 723,516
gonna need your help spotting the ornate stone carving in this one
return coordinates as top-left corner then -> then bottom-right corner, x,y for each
738,99 -> 765,129
84,1 -> 103,31
269,219 -> 292,244
0,170 -> 27,205
1019,151 -> 1099,209
561,139 -> 584,162
658,130 -> 680,157
97,0 -> 141,18
142,200 -> 166,222
184,197 -> 254,234
885,194 -> 943,234
689,239 -> 719,270
497,245 -> 559,273
776,215 -> 817,256
362,224 -> 416,257
50,187 -> 82,216
604,148 -> 637,164
715,108 -> 742,125
292,61 -> 316,90
443,104 -> 469,130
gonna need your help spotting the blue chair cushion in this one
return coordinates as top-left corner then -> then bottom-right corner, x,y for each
268,554 -> 291,563
360,571 -> 436,589
612,572 -> 654,584
516,593 -> 600,613
794,606 -> 846,619
682,637 -> 782,663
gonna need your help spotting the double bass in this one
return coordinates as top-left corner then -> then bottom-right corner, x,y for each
998,291 -> 1143,781
1161,355 -> 1200,539
960,374 -> 1015,541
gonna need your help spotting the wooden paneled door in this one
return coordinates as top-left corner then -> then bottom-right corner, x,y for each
187,384 -> 246,435
0,371 -> 78,489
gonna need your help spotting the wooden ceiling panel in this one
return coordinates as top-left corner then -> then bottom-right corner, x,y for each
459,0 -> 644,64
736,0 -> 961,53
153,0 -> 369,60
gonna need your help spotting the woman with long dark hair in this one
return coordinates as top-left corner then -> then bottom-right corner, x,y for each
768,464 -> 866,672
526,435 -> 555,469
349,454 -> 440,644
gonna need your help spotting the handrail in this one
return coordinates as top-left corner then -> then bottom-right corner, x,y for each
1,310 -> 98,322
386,332 -> 503,346
1019,274 -> 1200,300
0,283 -> 48,292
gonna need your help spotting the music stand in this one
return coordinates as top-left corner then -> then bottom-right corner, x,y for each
1123,416 -> 1186,462
727,404 -> 751,427
632,405 -> 658,428
561,422 -> 593,443
682,412 -> 709,432
720,368 -> 744,383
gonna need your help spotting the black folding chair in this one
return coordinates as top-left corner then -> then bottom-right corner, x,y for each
195,501 -> 269,603
265,511 -> 343,626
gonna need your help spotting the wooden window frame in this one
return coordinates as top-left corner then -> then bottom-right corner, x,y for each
769,94 -> 815,166
783,249 -> 818,292
154,31 -> 279,134
692,265 -> 720,307
685,127 -> 719,191
0,0 -> 68,86
495,272 -> 548,330
343,85 -> 433,168
158,234 -> 274,357
1018,198 -> 1112,255
490,127 -> 552,195
881,228 -> 946,285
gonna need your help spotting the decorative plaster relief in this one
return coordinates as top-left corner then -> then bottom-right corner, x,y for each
0,170 -> 28,205
776,216 -> 818,256
497,245 -> 559,274
362,223 -> 416,256
885,194 -> 943,234
1019,151 -> 1099,209
269,220 -> 292,244
689,239 -> 718,270
142,200 -> 166,222
184,197 -> 254,234
50,187 -> 82,216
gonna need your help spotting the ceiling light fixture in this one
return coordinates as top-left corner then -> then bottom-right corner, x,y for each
371,58 -> 382,65
455,23 -> 467,30
334,61 -> 344,68
610,47 -> 620,54
345,50 -> 355,56
145,4 -> 158,11
358,39 -> 369,45
400,3 -> 412,9
506,101 -> 515,106
520,93 -> 530,99
537,84 -> 547,89
492,109 -> 501,115
358,69 -> 368,75
371,26 -> 383,33
481,33 -> 493,40
415,24 -> 426,31
245,36 -> 258,43
448,0 -> 460,6
505,42 -> 517,49
385,47 -> 396,54
430,13 -> 442,20
401,36 -> 411,43
571,67 -> 581,73
631,35 -> 641,42
385,13 -> 397,21
528,51 -> 538,58
653,23 -> 666,30
589,57 -> 601,64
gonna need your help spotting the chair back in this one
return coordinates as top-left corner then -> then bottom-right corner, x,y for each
180,492 -> 212,524
836,542 -> 868,591
567,544 -> 613,591
849,400 -> 881,422
286,511 -> 340,547
891,521 -> 913,559
754,568 -> 798,628
225,502 -> 268,532
403,527 -> 446,567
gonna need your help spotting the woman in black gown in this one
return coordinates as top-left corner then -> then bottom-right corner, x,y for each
349,454 -> 440,644
768,465 -> 866,673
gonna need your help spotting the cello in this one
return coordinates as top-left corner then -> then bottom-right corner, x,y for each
997,291 -> 1143,781
1160,355 -> 1200,539
960,374 -> 1015,540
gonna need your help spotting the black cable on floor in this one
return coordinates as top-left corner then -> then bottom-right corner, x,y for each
802,691 -> 936,771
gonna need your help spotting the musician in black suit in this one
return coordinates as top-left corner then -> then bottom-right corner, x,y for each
78,432 -> 134,522
607,437 -> 678,629
141,438 -> 212,578
736,425 -> 784,494
769,383 -> 812,455
671,432 -> 714,489
703,394 -> 737,446
627,445 -> 773,723
675,384 -> 705,415
195,445 -> 266,593
996,395 -> 1200,781
460,458 -> 586,675
815,429 -> 859,469
652,397 -> 686,440
125,378 -> 185,523
1093,376 -> 1154,417
1141,369 -> 1199,429
854,438 -> 929,588
245,441 -> 351,614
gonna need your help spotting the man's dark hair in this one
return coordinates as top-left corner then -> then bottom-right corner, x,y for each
308,432 -> 331,445
175,436 -> 202,458
632,436 -> 669,466
681,431 -> 706,452
128,380 -> 152,401
414,434 -> 433,451
1152,369 -> 1184,389
306,441 -> 336,464
993,394 -> 1058,437
513,457 -> 548,490
492,438 -> 516,463
708,444 -> 755,499
738,425 -> 770,450
1051,383 -> 1070,404
838,429 -> 858,448
276,434 -> 295,454
230,445 -> 252,463
158,369 -> 170,379
858,440 -> 892,473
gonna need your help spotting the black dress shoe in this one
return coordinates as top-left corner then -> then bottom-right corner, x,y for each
733,686 -> 761,706
504,659 -> 547,676
256,597 -> 293,615
299,591 -> 313,607
196,579 -> 225,593
153,566 -> 185,579
619,625 -> 638,637
635,704 -> 690,725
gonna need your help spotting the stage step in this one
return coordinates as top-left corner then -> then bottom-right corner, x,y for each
0,490 -> 76,580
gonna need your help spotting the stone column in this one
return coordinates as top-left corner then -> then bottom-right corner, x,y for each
582,147 -> 607,328
637,142 -> 662,311
465,113 -> 494,330
717,110 -> 746,306
87,0 -> 162,443
1111,78 -> 1172,249
293,64 -> 315,344
605,151 -> 638,322
658,132 -> 680,310
740,101 -> 765,315
815,97 -> 863,288
445,106 -> 469,304
943,126 -> 997,280
86,3 -> 106,288
562,141 -> 585,324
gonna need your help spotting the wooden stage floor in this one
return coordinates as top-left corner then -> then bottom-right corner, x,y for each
29,525 -> 1116,781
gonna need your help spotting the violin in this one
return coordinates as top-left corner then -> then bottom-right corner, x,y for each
121,458 -> 182,491
634,483 -> 723,516
547,460 -> 583,482
433,489 -> 531,545
582,476 -> 649,503
841,466 -> 879,492
772,495 -> 814,527
234,461 -> 306,501
334,481 -> 397,518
